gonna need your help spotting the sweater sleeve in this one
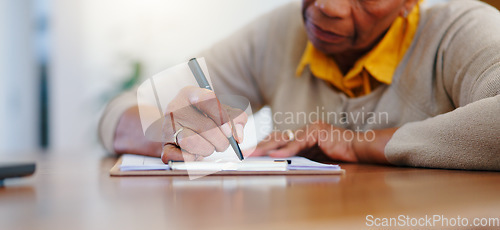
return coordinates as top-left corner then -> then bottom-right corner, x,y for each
385,2 -> 500,170
199,24 -> 265,112
385,95 -> 500,170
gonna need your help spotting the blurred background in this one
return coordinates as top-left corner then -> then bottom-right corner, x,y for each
1,0 -> 486,155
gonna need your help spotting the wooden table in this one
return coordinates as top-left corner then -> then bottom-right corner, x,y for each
1,150 -> 499,230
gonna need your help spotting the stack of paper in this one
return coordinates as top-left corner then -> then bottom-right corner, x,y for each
119,154 -> 340,172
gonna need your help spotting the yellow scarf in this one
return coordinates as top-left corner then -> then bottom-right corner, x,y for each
296,4 -> 420,97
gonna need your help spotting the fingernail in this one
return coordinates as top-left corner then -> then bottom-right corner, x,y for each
235,124 -> 244,143
268,150 -> 284,157
220,123 -> 232,138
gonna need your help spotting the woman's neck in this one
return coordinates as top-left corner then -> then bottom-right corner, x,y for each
332,52 -> 363,75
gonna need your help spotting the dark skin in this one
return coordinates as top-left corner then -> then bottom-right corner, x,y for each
113,0 -> 418,164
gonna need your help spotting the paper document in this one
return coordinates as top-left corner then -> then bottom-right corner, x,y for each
119,154 -> 340,172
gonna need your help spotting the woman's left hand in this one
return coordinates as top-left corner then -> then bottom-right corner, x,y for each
248,121 -> 396,164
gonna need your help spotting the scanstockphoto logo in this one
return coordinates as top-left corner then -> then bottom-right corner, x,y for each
365,215 -> 500,228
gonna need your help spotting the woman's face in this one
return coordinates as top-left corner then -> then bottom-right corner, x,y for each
302,0 -> 414,56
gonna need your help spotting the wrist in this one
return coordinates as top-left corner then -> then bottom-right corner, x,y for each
114,106 -> 163,157
352,128 -> 397,165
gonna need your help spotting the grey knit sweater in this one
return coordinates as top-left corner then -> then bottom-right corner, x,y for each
99,0 -> 500,170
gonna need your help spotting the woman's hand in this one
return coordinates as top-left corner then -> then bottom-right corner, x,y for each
114,86 -> 248,163
248,121 -> 396,164
159,86 -> 248,163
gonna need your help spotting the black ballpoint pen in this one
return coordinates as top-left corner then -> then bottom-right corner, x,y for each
188,58 -> 244,161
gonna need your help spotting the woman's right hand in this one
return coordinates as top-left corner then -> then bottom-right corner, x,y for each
157,86 -> 248,163
113,86 -> 248,163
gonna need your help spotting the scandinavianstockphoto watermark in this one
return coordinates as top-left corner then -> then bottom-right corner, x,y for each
273,106 -> 389,126
262,124 -> 377,143
261,106 -> 389,143
365,214 -> 500,228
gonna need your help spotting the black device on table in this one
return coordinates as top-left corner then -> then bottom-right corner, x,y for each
0,163 -> 36,186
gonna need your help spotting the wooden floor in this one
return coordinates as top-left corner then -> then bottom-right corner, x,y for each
1,150 -> 499,230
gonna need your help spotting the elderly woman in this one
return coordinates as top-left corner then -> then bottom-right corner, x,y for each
100,0 -> 500,170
